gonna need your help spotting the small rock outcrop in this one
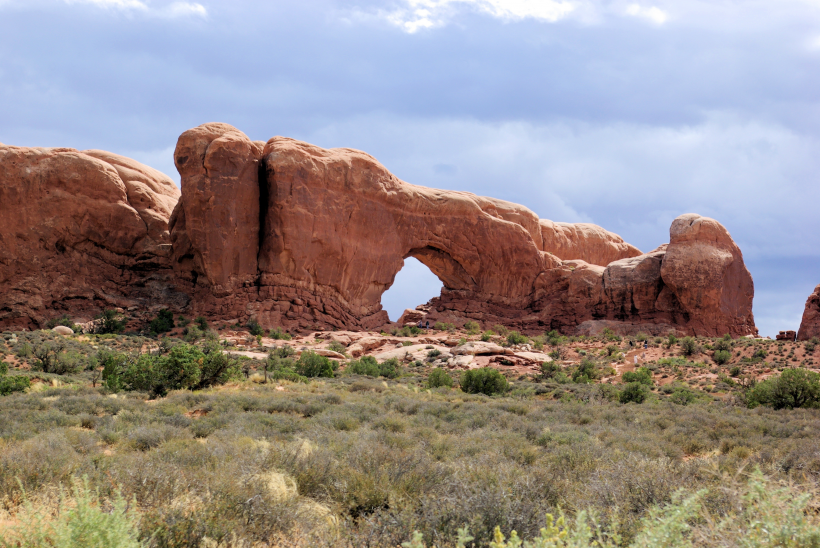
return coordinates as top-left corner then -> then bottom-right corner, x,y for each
798,284 -> 820,341
0,143 -> 187,329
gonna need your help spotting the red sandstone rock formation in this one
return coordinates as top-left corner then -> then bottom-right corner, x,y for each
171,123 -> 756,337
0,125 -> 758,337
0,143 -> 186,329
798,284 -> 820,341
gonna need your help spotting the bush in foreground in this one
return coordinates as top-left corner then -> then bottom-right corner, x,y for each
460,367 -> 509,396
0,478 -> 141,548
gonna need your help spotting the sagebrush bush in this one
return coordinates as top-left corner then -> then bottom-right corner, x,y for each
460,367 -> 509,395
507,331 -> 528,345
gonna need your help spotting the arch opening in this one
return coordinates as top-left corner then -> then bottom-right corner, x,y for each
380,257 -> 444,322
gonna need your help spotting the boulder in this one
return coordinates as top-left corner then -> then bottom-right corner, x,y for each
798,284 -> 820,341
51,326 -> 74,336
312,349 -> 346,359
776,331 -> 797,341
347,336 -> 387,357
398,308 -> 426,326
452,341 -> 508,355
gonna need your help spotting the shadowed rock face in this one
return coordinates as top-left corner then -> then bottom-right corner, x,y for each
0,143 -> 187,329
798,285 -> 820,341
170,123 -> 757,336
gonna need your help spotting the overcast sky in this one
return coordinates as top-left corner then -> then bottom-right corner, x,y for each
1,0 -> 818,336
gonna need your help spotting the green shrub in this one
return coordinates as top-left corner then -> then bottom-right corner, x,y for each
622,367 -> 653,386
492,324 -> 509,336
540,361 -> 562,380
148,309 -> 175,335
680,336 -> 698,356
434,322 -> 454,331
464,321 -> 480,335
605,344 -> 620,357
393,325 -> 421,337
182,326 -> 203,343
427,368 -> 454,389
32,342 -> 81,374
426,349 -> 442,362
506,331 -> 527,345
328,340 -> 347,354
805,337 -> 819,353
729,365 -> 742,377
0,374 -> 30,396
295,350 -> 336,378
669,387 -> 697,405
548,347 -> 567,361
713,337 -> 732,352
460,367 -> 509,396
194,316 -> 208,330
269,327 -> 292,340
601,327 -> 620,342
572,358 -> 599,384
264,350 -> 306,383
100,350 -> 130,392
713,349 -> 732,365
177,316 -> 190,328
620,382 -> 649,404
246,319 -> 264,336
752,348 -> 768,360
347,355 -> 400,379
747,368 -> 820,410
0,360 -> 7,376
97,309 -> 126,334
196,342 -> 243,389
480,330 -> 495,342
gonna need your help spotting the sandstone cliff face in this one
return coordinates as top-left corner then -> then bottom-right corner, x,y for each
0,144 -> 186,329
798,284 -> 820,341
0,125 -> 758,336
170,123 -> 756,336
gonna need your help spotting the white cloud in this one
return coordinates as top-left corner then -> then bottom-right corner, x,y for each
375,0 -> 576,33
62,0 -> 206,18
625,3 -> 668,24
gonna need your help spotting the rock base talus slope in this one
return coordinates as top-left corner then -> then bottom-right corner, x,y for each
0,143 -> 187,329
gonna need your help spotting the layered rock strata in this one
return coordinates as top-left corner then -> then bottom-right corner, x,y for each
797,284 -> 820,341
0,143 -> 187,329
171,123 -> 756,336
